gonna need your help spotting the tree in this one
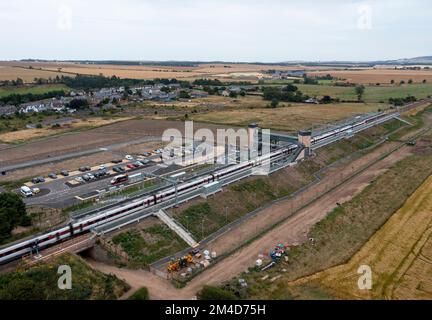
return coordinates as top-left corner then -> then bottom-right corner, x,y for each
197,286 -> 238,300
128,287 -> 149,300
271,99 -> 279,108
229,91 -> 238,98
179,91 -> 191,99
355,85 -> 365,102
0,193 -> 28,242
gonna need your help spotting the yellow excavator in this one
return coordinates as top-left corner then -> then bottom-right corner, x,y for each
167,255 -> 194,272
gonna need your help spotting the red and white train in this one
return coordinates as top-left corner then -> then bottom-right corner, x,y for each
0,145 -> 297,264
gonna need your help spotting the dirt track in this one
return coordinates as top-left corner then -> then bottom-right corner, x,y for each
87,141 -> 413,300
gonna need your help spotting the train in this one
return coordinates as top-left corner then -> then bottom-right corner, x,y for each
0,145 -> 297,265
312,112 -> 391,144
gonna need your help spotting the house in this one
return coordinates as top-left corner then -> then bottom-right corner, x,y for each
221,90 -> 230,97
305,98 -> 319,104
0,105 -> 17,116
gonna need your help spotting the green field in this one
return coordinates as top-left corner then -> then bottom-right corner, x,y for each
0,84 -> 70,98
296,83 -> 432,103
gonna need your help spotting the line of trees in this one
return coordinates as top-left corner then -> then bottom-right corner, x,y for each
262,84 -> 309,103
0,90 -> 66,106
0,193 -> 31,243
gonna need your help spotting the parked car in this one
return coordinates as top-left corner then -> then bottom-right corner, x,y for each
134,161 -> 144,167
20,186 -> 33,197
82,174 -> 91,181
111,159 -> 123,164
32,187 -> 41,195
75,177 -> 84,183
99,165 -> 106,170
60,170 -> 69,177
32,177 -> 45,184
79,167 -> 87,172
142,159 -> 150,164
113,166 -> 121,173
142,152 -> 151,157
125,155 -> 134,161
127,163 -> 137,169
48,173 -> 57,179
87,173 -> 95,180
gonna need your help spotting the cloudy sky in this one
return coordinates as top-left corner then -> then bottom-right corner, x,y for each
0,0 -> 430,62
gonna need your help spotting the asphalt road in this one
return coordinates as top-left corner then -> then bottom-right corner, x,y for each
0,136 -> 160,173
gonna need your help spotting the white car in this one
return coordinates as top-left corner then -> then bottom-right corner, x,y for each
32,187 -> 41,195
75,177 -> 84,183
99,165 -> 106,170
20,186 -> 33,197
125,155 -> 134,161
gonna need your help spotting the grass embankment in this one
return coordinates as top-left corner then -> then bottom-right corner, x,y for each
0,253 -> 129,300
0,84 -> 70,98
111,224 -> 188,268
172,119 -> 405,243
217,150 -> 432,300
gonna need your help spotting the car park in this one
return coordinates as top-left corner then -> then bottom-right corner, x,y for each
48,173 -> 57,179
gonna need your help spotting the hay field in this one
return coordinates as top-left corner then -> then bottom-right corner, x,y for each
0,61 -> 334,82
0,117 -> 131,143
0,65 -> 71,83
187,103 -> 385,132
308,68 -> 432,84
289,173 -> 432,300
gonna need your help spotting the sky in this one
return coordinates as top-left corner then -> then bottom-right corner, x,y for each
0,0 -> 431,62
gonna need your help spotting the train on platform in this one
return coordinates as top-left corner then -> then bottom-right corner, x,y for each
0,144 -> 297,265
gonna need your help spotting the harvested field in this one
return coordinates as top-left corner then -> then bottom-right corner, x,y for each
0,117 -> 132,143
289,170 -> 432,300
307,69 -> 432,84
0,119 -> 234,167
0,61 -> 336,82
187,103 -> 386,132
0,65 -> 71,83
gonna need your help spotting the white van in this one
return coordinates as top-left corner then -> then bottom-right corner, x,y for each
20,186 -> 33,197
